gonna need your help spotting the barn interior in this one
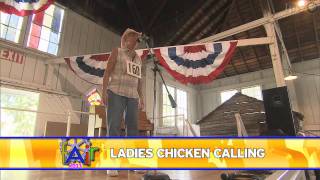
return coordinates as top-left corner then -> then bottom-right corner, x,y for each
1,0 -> 320,179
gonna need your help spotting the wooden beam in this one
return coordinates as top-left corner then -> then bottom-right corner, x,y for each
267,0 -> 296,72
48,37 -> 273,64
265,0 -> 301,111
194,0 -> 320,43
236,37 -> 272,46
261,1 -> 286,87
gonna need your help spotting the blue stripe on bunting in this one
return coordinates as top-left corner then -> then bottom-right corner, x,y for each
76,57 -> 105,77
168,43 -> 223,69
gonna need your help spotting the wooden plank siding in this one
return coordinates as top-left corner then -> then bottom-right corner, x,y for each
197,93 -> 265,136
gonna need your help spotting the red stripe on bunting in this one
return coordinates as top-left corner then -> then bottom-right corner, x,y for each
0,0 -> 54,16
154,41 -> 238,84
140,49 -> 150,61
90,54 -> 110,61
184,45 -> 206,53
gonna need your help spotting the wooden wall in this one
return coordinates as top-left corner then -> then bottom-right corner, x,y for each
198,94 -> 265,136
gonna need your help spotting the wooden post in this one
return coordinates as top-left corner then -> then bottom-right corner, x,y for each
264,23 -> 286,87
260,0 -> 286,87
235,113 -> 248,137
66,111 -> 71,136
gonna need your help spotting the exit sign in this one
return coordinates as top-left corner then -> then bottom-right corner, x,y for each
0,48 -> 26,64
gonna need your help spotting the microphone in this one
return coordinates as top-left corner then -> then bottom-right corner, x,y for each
138,34 -> 149,42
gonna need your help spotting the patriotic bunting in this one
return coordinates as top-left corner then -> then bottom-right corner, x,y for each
153,41 -> 237,84
64,50 -> 149,85
0,0 -> 54,16
63,41 -> 237,85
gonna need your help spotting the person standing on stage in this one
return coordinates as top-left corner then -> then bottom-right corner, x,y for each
102,28 -> 145,176
102,28 -> 144,136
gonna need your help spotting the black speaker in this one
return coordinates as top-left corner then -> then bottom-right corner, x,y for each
262,86 -> 296,136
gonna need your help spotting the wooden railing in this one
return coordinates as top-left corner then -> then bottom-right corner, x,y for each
1,106 -> 94,136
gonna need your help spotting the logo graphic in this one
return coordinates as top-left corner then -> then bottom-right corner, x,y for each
60,138 -> 99,167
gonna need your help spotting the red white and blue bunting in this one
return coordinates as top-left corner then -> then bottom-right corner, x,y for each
154,41 -> 237,84
64,50 -> 149,85
63,41 -> 237,85
0,0 -> 54,16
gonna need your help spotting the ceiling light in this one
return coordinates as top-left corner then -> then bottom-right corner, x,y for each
284,75 -> 298,81
297,0 -> 306,7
